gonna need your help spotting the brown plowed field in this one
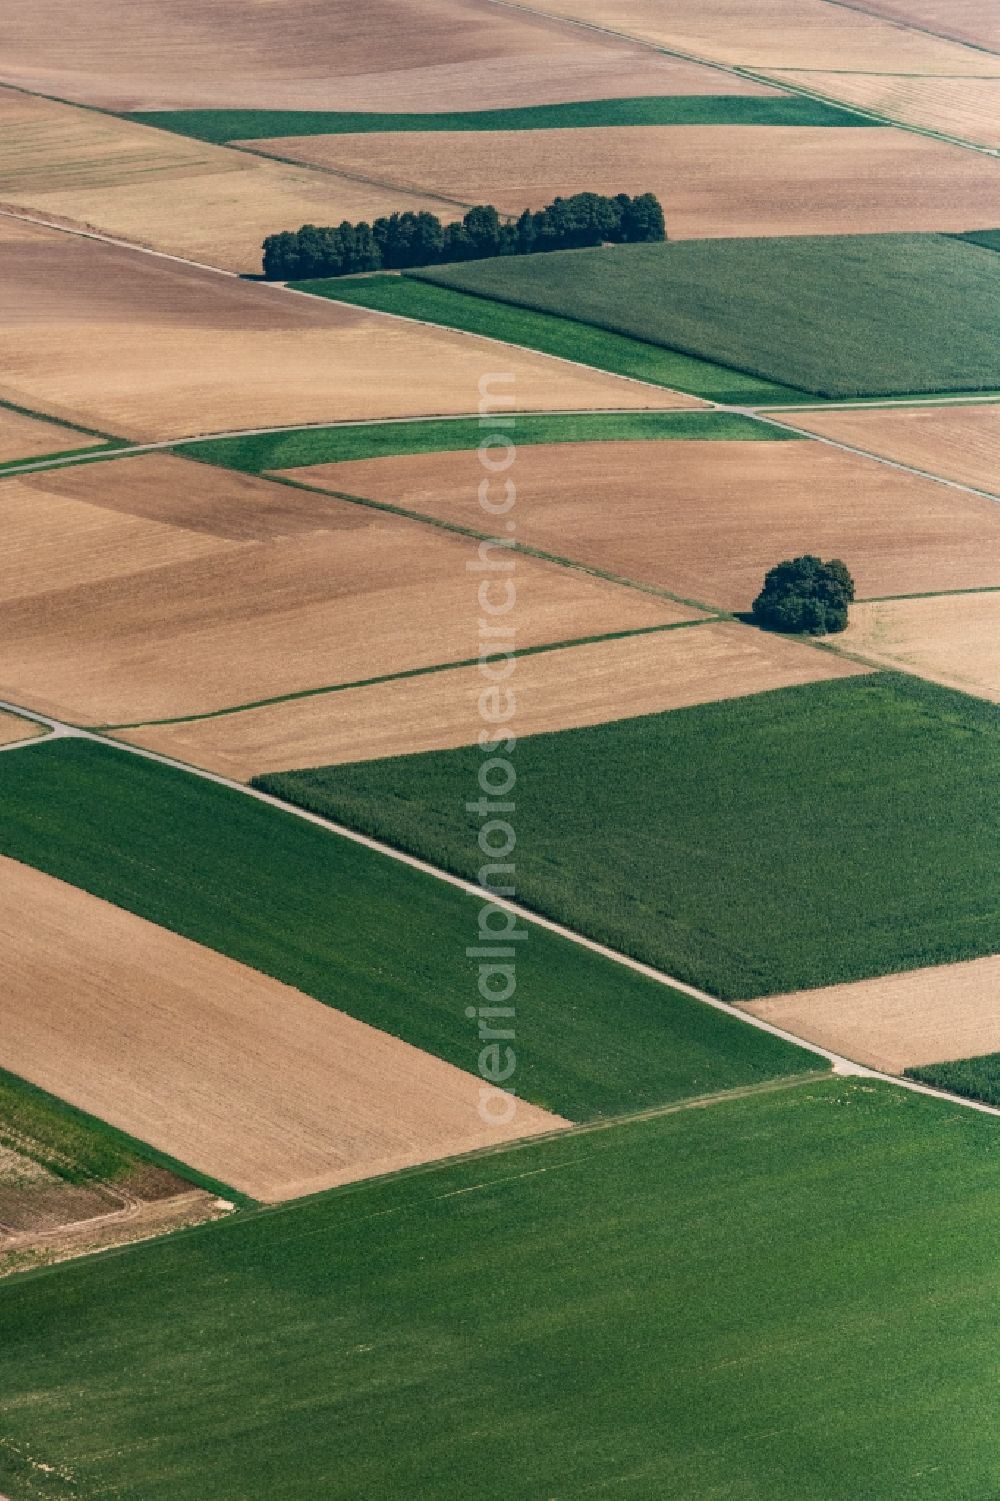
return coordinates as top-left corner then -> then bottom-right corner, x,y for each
516,0 -> 1000,72
0,711 -> 41,748
0,857 -> 569,1203
741,955 -> 1000,1074
788,404 -> 1000,497
0,406 -> 101,464
848,0 -> 1000,53
0,0 -> 768,110
782,73 -> 1000,148
0,218 -> 688,441
0,87 -> 458,274
122,621 -> 870,779
0,453 -> 693,724
266,124 -> 1000,239
840,593 -> 1000,702
286,439 -> 1000,612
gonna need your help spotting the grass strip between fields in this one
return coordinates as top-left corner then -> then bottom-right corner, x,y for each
177,407 -> 797,471
99,619 -> 717,732
256,673 -> 1000,1000
906,1052 -> 1000,1109
0,1066 -> 252,1206
292,275 -> 810,405
126,95 -> 875,142
0,738 -> 814,1123
0,1079 -> 995,1500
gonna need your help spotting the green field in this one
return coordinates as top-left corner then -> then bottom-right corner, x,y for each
179,407 -> 795,473
0,1079 -> 996,1500
952,229 -> 1000,254
0,739 -> 811,1120
257,674 -> 1000,1000
415,233 -> 1000,399
908,1053 -> 1000,1108
294,275 -> 807,403
128,95 -> 873,142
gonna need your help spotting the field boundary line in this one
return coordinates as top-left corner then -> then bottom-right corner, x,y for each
2,697 -> 999,1122
97,619 -> 717,731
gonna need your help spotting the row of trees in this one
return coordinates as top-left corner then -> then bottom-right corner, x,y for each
261,191 -> 665,280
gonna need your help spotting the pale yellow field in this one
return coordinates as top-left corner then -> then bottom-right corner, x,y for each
0,711 -> 42,748
0,453 -> 693,725
0,0 -> 768,110
0,405 -> 101,464
515,0 -> 1000,72
0,218 -> 688,442
840,593 -> 1000,702
121,621 -> 870,779
787,404 -> 1000,498
0,86 -> 460,273
742,955 -> 1000,1074
287,440 -> 1000,611
267,124 -> 1000,239
0,856 -> 568,1203
782,72 -> 1000,147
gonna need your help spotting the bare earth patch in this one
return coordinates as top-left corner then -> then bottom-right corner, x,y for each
516,0 -> 1000,72
741,955 -> 1000,1074
0,86 -> 459,274
286,439 -> 1000,612
0,712 -> 42,749
0,857 -> 569,1203
0,405 -> 101,464
0,453 -> 691,724
0,218 -> 688,441
846,0 -> 1000,53
121,620 -> 870,779
840,593 -> 1000,702
780,73 -> 1000,149
263,124 -> 1000,239
0,0 -> 758,110
788,404 -> 1000,498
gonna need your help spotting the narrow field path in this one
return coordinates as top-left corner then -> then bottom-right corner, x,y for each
1,696 -> 997,1122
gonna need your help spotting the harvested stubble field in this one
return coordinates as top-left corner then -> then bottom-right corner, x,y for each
781,73 -> 1000,149
261,123 -> 1000,240
841,593 -> 1000,702
0,404 -> 103,465
288,439 -> 1000,610
0,739 -> 812,1122
518,0 -> 1000,72
0,711 -> 41,748
0,856 -> 567,1202
0,219 -> 684,442
0,453 -> 691,725
122,621 -> 868,779
0,86 -> 464,274
420,235 -> 1000,398
258,674 -> 1000,1000
0,0 -> 737,111
0,1083 -> 997,1501
742,954 -> 1000,1074
789,403 -> 1000,496
851,0 -> 1000,52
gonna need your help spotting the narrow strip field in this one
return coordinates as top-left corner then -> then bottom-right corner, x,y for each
0,856 -> 567,1202
120,622 -> 868,778
0,453 -> 693,724
0,1081 -> 996,1500
256,674 -> 1000,999
266,124 -> 1000,238
840,593 -> 1000,701
0,406 -> 104,466
780,73 -> 1000,149
741,955 -> 1000,1073
0,218 -> 688,444
0,738 -> 813,1122
0,712 -> 41,749
288,438 -> 1000,610
848,0 -> 1000,52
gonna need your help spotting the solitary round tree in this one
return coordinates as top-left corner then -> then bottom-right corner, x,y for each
751,555 -> 855,635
